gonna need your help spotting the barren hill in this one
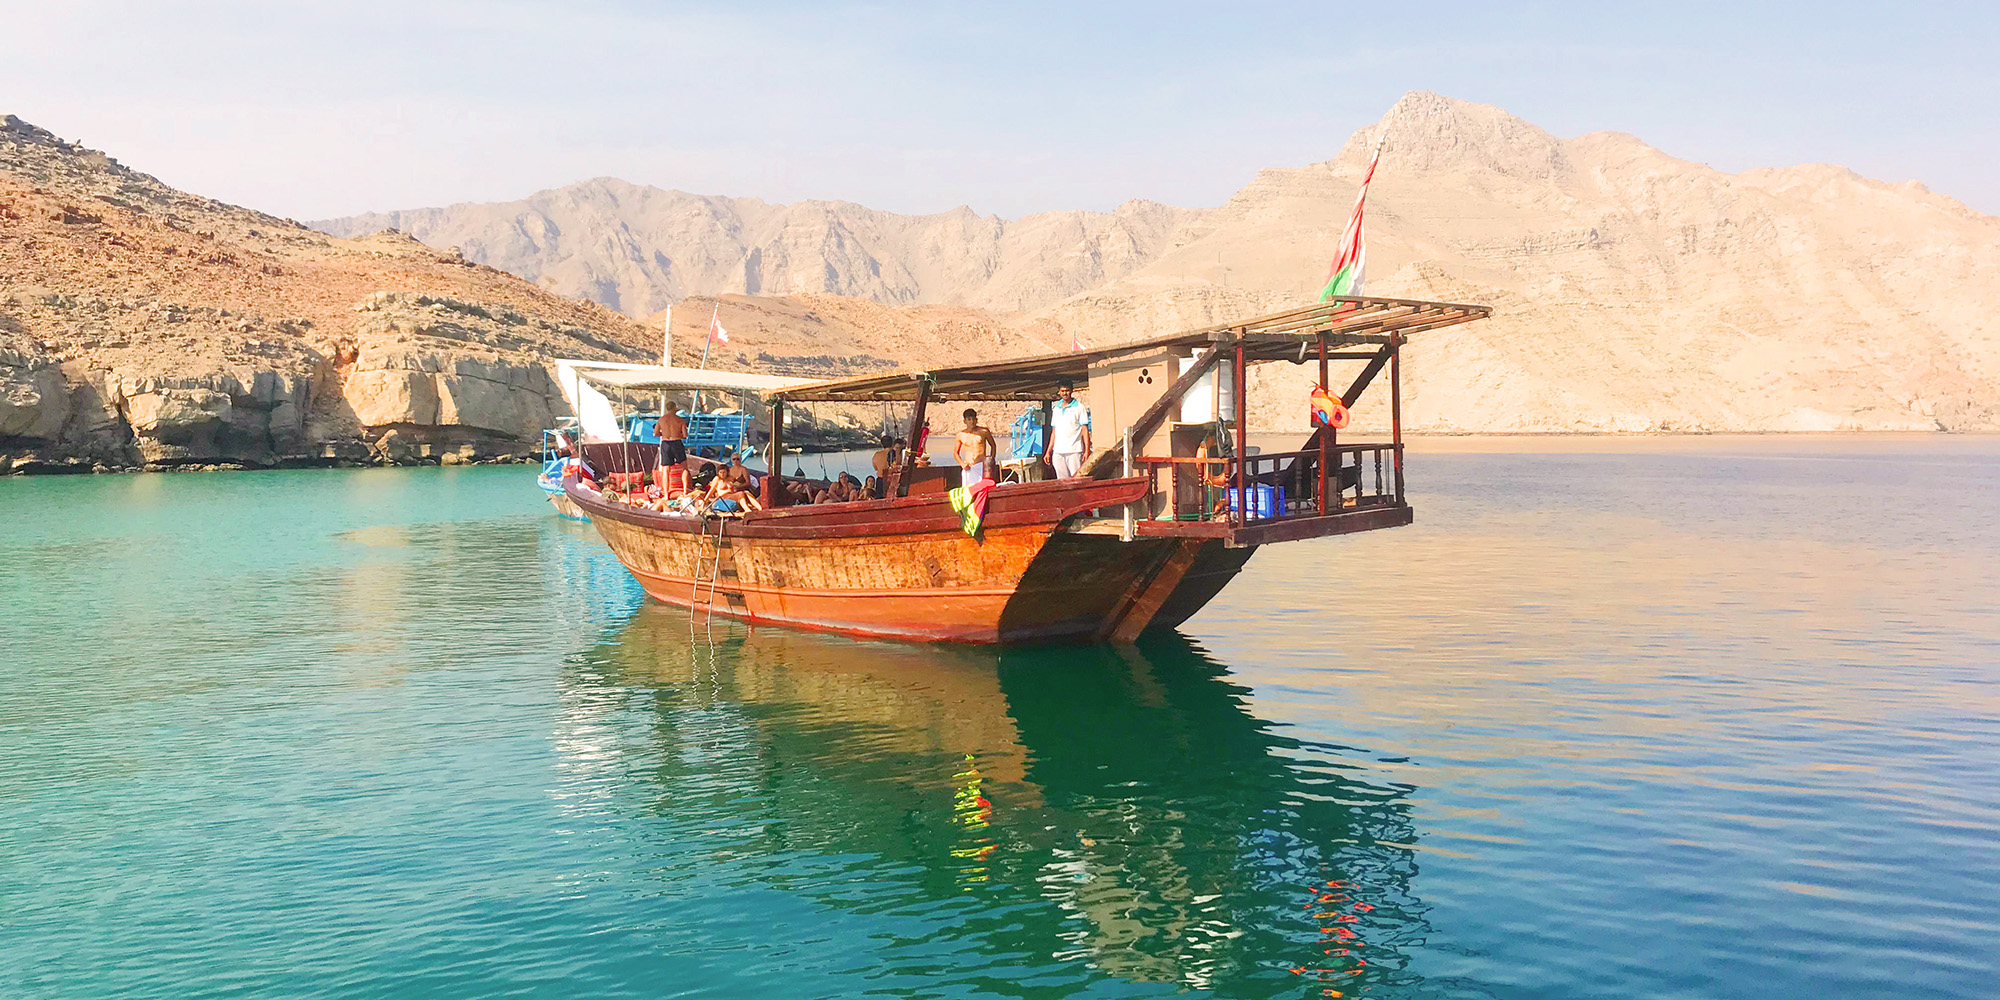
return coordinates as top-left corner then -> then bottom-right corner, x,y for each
319,92 -> 2000,433
0,115 -> 674,470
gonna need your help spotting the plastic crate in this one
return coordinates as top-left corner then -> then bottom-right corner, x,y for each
1226,484 -> 1286,520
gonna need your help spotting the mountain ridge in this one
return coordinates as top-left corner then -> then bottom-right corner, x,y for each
313,177 -> 1206,318
314,91 -> 2000,432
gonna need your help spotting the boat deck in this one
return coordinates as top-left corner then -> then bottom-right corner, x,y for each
1061,497 -> 1412,546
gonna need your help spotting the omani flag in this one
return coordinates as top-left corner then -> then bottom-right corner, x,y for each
1319,132 -> 1386,301
708,308 -> 730,345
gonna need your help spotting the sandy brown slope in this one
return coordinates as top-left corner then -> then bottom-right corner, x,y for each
0,115 -> 667,470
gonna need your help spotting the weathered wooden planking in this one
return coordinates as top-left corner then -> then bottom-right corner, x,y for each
571,476 -> 1181,643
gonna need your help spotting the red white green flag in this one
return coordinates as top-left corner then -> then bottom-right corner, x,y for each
1319,132 -> 1386,301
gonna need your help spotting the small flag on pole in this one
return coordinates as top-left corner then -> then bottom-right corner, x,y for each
1320,130 -> 1387,301
697,304 -> 728,374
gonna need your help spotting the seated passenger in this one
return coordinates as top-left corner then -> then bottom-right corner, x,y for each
814,477 -> 851,505
706,456 -> 763,513
863,475 -> 879,499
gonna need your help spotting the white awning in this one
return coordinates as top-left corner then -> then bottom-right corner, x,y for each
562,362 -> 816,395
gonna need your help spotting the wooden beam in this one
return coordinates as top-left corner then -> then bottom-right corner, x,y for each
1083,335 -> 1233,478
1318,334 -> 1328,517
1227,503 -> 1412,546
1039,398 -> 1053,478
1233,339 -> 1247,527
895,375 -> 931,498
766,399 -> 786,507
1340,346 -> 1394,408
1390,335 -> 1405,502
1238,332 -> 1396,347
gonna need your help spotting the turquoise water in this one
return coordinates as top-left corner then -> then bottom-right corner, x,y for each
3,441 -> 1996,999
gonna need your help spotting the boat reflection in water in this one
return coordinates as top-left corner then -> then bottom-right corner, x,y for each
562,606 -> 1432,997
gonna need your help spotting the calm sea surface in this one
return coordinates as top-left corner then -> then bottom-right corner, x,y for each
3,438 -> 1996,999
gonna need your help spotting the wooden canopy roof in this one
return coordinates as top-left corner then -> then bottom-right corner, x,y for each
766,296 -> 1490,403
566,363 -> 815,395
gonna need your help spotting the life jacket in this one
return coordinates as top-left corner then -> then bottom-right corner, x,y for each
1309,386 -> 1350,429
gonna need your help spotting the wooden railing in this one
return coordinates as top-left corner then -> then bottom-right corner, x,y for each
1133,443 -> 1403,525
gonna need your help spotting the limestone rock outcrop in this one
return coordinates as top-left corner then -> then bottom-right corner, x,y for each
1,115 -> 661,471
0,346 -> 68,443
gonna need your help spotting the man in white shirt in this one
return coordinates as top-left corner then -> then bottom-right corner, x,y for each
1044,379 -> 1091,479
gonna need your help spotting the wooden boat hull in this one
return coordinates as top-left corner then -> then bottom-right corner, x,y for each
545,489 -> 589,521
569,478 -> 1254,644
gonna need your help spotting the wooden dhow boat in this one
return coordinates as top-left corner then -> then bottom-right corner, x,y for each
563,296 -> 1490,644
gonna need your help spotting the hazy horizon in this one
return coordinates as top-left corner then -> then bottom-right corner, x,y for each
5,0 -> 1996,220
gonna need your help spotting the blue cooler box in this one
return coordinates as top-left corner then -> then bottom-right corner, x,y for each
1226,484 -> 1286,519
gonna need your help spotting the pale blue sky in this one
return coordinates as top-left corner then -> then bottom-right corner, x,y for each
4,1 -> 1995,219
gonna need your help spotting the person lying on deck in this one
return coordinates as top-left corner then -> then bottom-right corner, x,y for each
813,472 -> 865,505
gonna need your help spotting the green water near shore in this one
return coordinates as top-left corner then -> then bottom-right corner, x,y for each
3,442 -> 1997,998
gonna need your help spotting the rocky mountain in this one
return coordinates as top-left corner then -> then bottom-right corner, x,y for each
319,92 -> 2000,433
313,180 -> 1202,319
1047,92 -> 2000,432
0,114 -> 673,471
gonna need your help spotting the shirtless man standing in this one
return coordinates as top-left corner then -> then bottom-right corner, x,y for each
953,408 -> 997,487
653,404 -> 688,473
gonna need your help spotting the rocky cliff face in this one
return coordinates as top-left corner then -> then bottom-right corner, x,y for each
0,115 -> 663,472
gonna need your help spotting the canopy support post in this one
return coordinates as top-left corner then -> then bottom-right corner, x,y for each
768,399 -> 785,507
1390,334 -> 1405,504
1121,425 -> 1135,542
1233,338 -> 1247,527
896,375 -> 932,498
1318,333 -> 1329,517
1040,399 -> 1053,478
